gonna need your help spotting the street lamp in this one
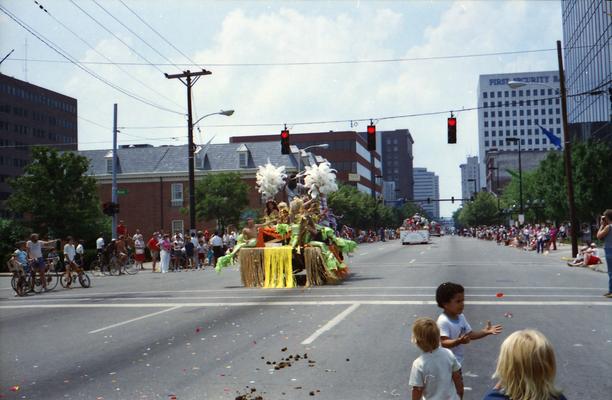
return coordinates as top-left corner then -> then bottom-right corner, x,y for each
488,165 -> 501,211
505,137 -> 523,218
187,109 -> 234,232
507,41 -> 578,257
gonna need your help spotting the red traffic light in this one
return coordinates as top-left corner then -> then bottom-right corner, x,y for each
367,123 -> 376,151
280,128 -> 291,154
448,117 -> 456,127
281,129 -> 289,139
367,124 -> 376,135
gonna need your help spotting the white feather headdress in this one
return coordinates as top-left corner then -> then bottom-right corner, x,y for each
256,161 -> 287,200
303,161 -> 338,198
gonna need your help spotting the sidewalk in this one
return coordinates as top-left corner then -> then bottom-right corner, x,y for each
541,242 -> 608,273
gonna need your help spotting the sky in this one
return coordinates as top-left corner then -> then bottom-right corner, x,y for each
0,0 -> 563,217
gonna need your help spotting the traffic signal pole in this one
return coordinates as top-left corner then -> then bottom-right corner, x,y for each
111,103 -> 118,239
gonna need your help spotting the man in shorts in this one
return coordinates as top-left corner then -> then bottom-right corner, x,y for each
26,233 -> 57,291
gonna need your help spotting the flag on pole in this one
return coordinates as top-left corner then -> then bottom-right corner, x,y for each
537,124 -> 562,150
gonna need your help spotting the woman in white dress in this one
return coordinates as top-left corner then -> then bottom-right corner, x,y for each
159,234 -> 172,273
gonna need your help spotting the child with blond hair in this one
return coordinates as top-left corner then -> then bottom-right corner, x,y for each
409,317 -> 463,400
483,329 -> 566,400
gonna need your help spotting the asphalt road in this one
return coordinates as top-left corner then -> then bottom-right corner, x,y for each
1,236 -> 610,399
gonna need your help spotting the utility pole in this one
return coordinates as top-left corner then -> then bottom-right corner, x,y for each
165,69 -> 212,233
112,103 -> 118,239
557,40 -> 579,258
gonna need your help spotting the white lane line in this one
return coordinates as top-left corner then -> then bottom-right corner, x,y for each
17,286 -> 603,299
419,251 -> 425,255
301,303 -> 360,345
2,300 -> 611,309
88,306 -> 182,334
409,259 -> 416,264
358,252 -> 369,256
14,293 -> 606,302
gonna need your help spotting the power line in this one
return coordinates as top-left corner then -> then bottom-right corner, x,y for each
33,0 -> 184,110
68,0 -> 167,75
0,4 -> 185,116
90,0 -> 182,70
3,47 -> 592,68
117,0 -> 199,66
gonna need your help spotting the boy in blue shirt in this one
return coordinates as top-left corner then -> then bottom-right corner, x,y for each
436,282 -> 503,397
11,241 -> 29,274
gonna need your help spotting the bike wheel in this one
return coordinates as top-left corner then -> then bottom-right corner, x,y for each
11,275 -> 17,291
46,273 -> 59,291
78,273 -> 91,288
124,262 -> 138,275
16,277 -> 29,297
60,274 -> 72,288
32,276 -> 44,293
109,262 -> 120,276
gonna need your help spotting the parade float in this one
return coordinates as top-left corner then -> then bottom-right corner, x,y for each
399,213 -> 431,245
215,161 -> 357,288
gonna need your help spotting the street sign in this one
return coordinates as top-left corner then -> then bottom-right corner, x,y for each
348,173 -> 360,182
116,188 -> 128,195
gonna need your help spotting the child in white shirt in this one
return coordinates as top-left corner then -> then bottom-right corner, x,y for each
409,317 -> 463,400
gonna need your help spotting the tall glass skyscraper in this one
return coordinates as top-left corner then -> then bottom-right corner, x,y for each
562,0 -> 611,124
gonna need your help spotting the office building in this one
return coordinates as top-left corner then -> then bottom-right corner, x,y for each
231,131 -> 382,196
562,0 -> 611,133
379,129 -> 414,201
477,70 -> 562,183
0,73 -> 78,218
413,167 -> 440,220
460,156 -> 480,205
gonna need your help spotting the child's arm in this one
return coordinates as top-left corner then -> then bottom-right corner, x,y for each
452,370 -> 464,399
468,320 -> 503,340
411,386 -> 424,400
440,334 -> 471,348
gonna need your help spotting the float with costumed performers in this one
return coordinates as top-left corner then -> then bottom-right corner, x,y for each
215,160 -> 357,288
399,213 -> 431,245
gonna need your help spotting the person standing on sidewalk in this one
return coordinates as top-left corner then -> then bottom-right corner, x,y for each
147,233 -> 160,272
596,209 -> 612,298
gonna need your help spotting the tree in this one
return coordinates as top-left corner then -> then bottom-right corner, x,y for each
0,218 -> 30,268
195,172 -> 249,232
7,147 -> 106,241
459,192 -> 501,227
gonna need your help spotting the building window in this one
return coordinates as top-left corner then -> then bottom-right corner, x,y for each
518,90 -> 523,96
484,121 -> 488,127
528,139 -> 533,145
483,92 -> 488,98
490,92 -> 495,98
484,111 -> 488,117
512,120 -> 517,126
497,91 -> 502,98
543,138 -> 547,144
171,220 -> 184,235
491,140 -> 496,146
504,91 -> 509,97
535,138 -> 540,145
526,90 -> 531,96
498,111 -> 502,117
485,141 -> 489,147
527,129 -> 532,135
239,152 -> 248,168
548,89 -> 553,95
511,91 -> 516,97
171,183 -> 183,207
505,110 -> 510,117
106,159 -> 113,174
484,131 -> 489,137
483,101 -> 488,107
492,131 -> 496,137
491,121 -> 495,127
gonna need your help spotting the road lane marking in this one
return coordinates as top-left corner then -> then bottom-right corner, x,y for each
301,303 -> 360,345
88,305 -> 182,334
13,293 -> 607,302
2,301 -> 611,309
358,252 -> 369,256
409,259 -> 415,264
419,251 -> 425,255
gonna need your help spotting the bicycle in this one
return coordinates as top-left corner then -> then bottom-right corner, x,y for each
8,260 -> 30,297
91,252 -> 110,276
42,255 -> 60,291
60,261 -> 91,288
110,254 -> 138,276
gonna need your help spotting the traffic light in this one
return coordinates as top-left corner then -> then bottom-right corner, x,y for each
451,196 -> 455,204
280,128 -> 290,154
367,122 -> 376,151
427,197 -> 431,204
447,117 -> 457,144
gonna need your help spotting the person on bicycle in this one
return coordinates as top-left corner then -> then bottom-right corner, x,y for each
115,235 -> 129,267
26,233 -> 56,292
96,233 -> 105,256
63,236 -> 77,288
10,241 -> 29,275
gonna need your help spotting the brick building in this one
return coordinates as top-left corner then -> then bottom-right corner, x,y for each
230,130 -> 382,196
0,73 -> 78,218
78,142 -> 323,237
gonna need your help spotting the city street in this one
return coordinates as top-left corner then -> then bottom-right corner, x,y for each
1,236 -> 610,400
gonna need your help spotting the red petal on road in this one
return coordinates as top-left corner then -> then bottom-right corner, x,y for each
9,386 -> 19,392
496,293 -> 504,298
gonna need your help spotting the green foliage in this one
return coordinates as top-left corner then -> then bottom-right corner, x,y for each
0,218 -> 30,270
195,172 -> 249,232
457,192 -> 502,227
7,147 -> 106,242
327,185 -> 421,229
500,141 -> 612,224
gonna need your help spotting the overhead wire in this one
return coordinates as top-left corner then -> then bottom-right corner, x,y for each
33,1 -> 184,110
0,4 -> 185,116
68,0 -> 167,76
90,0 -> 183,70
117,0 -> 199,66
